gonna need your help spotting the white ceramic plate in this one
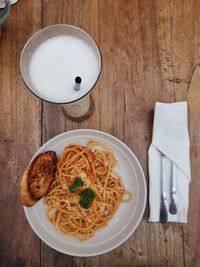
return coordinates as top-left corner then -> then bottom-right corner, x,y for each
24,129 -> 146,256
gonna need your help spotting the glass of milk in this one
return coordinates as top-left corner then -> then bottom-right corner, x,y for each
20,24 -> 102,121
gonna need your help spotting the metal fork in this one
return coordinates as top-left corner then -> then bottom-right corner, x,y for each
169,162 -> 178,214
159,154 -> 168,223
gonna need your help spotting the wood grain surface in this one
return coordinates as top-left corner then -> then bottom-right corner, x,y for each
0,0 -> 200,266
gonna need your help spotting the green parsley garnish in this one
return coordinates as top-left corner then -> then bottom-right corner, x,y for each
69,177 -> 84,192
79,188 -> 95,209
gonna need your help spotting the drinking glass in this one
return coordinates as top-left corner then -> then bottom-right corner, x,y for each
20,24 -> 102,121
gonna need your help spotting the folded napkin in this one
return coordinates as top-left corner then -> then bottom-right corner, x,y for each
148,102 -> 191,222
0,0 -> 17,8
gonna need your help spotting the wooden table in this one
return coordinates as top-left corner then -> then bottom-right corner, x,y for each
1,1 -> 200,266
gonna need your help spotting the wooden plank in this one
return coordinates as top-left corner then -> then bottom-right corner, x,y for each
185,66 -> 200,266
94,1 -> 121,266
170,0 -> 200,266
0,1 -> 42,266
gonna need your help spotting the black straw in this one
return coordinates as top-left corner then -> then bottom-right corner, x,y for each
75,76 -> 82,84
74,76 -> 82,91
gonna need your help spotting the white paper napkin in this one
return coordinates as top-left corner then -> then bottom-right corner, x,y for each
148,102 -> 191,222
0,0 -> 17,8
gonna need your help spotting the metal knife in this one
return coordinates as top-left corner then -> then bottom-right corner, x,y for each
159,154 -> 168,223
169,162 -> 178,214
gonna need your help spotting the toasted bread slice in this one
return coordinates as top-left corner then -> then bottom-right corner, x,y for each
21,151 -> 57,207
20,165 -> 37,207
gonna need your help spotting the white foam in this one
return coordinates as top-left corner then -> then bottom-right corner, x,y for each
29,35 -> 100,103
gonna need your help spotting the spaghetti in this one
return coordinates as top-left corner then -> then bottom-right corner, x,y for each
45,140 -> 132,241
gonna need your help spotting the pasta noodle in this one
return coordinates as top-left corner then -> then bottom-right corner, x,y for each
45,140 -> 132,241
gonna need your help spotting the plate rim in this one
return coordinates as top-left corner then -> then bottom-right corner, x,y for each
23,129 -> 147,256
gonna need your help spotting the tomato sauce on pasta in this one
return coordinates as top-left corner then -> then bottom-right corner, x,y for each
45,140 -> 132,241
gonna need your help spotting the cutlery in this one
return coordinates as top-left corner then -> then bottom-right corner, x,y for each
169,162 -> 178,214
159,153 -> 168,223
